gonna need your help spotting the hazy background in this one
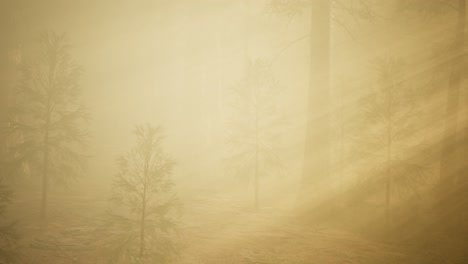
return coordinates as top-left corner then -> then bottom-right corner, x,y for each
1,0 -> 467,263
9,0 -> 312,192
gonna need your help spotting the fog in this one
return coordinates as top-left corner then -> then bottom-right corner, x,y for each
1,0 -> 467,263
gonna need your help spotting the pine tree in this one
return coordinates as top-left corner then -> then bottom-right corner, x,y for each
104,125 -> 180,264
226,59 -> 285,210
355,58 -> 428,225
4,32 -> 89,224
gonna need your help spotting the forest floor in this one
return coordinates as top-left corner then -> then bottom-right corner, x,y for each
177,190 -> 437,264
9,188 -> 440,264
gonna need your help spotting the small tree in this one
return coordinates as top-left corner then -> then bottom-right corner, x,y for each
104,125 -> 180,264
0,183 -> 20,263
226,59 -> 285,210
5,32 -> 88,224
355,58 -> 428,225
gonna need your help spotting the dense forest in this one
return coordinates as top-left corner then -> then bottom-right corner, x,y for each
0,0 -> 467,263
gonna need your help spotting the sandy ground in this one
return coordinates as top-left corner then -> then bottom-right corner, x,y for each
8,188 -> 440,264
176,191 -> 433,264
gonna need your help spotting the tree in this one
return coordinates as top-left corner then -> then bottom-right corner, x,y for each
104,125 -> 180,264
434,0 -> 467,246
226,59 -> 285,210
398,0 -> 467,240
301,0 -> 332,202
267,0 -> 331,201
266,0 -> 375,205
333,78 -> 348,196
355,58 -> 428,225
436,0 -> 466,212
4,32 -> 89,224
0,0 -> 20,148
0,183 -> 20,264
0,0 -> 22,182
0,5 -> 21,260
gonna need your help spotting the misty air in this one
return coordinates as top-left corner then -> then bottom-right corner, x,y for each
0,0 -> 467,263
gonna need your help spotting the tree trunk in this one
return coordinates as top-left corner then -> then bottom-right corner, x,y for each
139,151 -> 150,259
338,82 -> 345,195
456,2 -> 466,184
461,0 -> 468,247
254,111 -> 259,210
40,53 -> 56,224
139,187 -> 147,259
41,108 -> 50,224
385,124 -> 392,226
438,0 -> 466,232
440,0 -> 465,185
242,0 -> 258,209
243,0 -> 250,73
301,0 -> 331,202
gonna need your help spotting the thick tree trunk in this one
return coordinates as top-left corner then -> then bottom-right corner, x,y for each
461,0 -> 468,241
243,0 -> 250,72
439,0 -> 465,186
242,0 -> 259,209
254,112 -> 259,210
338,82 -> 345,195
301,0 -> 331,202
437,0 -> 466,241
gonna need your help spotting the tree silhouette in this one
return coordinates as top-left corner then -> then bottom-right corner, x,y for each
354,58 -> 428,225
4,32 -> 89,224
103,125 -> 180,264
226,59 -> 285,210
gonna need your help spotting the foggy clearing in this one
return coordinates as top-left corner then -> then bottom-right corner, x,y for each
1,0 -> 467,264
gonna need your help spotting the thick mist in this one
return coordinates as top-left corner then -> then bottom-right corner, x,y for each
1,0 -> 467,263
